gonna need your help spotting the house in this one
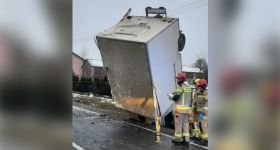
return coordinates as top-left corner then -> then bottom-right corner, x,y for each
182,66 -> 205,84
72,52 -> 84,80
72,52 -> 106,81
88,59 -> 105,81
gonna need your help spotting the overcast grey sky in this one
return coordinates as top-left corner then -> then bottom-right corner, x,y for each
73,0 -> 208,67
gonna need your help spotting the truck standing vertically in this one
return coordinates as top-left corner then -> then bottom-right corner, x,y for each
96,7 -> 185,124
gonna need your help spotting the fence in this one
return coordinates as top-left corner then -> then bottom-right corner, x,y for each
72,81 -> 111,96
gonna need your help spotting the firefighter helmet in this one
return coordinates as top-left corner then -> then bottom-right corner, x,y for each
195,79 -> 200,85
176,73 -> 187,80
198,79 -> 207,87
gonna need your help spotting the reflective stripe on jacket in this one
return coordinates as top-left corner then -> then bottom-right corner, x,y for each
194,89 -> 208,109
174,82 -> 193,112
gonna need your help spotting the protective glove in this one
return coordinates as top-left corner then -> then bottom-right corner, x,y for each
168,94 -> 174,100
168,93 -> 180,102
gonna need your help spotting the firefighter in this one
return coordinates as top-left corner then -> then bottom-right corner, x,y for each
168,73 -> 193,145
190,78 -> 202,139
192,79 -> 200,87
194,79 -> 208,141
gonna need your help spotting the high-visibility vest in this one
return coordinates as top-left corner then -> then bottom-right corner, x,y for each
194,89 -> 208,111
174,83 -> 193,112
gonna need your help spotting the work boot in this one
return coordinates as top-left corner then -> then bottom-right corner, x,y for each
192,128 -> 202,138
201,133 -> 208,141
183,141 -> 189,146
183,138 -> 190,146
172,138 -> 184,144
198,139 -> 208,146
190,136 -> 197,140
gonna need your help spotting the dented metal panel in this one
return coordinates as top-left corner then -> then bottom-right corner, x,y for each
96,38 -> 155,118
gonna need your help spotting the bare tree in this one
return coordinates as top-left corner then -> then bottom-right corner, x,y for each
192,54 -> 208,73
81,46 -> 88,59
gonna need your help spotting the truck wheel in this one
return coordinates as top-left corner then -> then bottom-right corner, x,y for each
164,112 -> 175,129
178,32 -> 186,52
138,115 -> 146,123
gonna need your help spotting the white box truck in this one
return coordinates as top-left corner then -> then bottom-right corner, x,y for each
96,7 -> 185,123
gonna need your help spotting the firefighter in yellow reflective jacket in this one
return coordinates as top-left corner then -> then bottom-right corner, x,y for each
194,79 -> 208,140
192,79 -> 200,88
169,73 -> 193,145
190,78 -> 202,139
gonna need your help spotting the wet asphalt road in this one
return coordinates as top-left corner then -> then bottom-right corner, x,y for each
73,103 -> 207,150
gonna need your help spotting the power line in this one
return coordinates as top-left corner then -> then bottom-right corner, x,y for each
168,0 -> 207,13
169,2 -> 208,16
168,0 -> 206,12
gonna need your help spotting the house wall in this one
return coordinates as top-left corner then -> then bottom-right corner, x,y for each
183,71 -> 206,84
72,54 -> 84,79
81,60 -> 93,79
93,66 -> 105,80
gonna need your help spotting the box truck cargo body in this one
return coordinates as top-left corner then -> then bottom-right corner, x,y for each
96,16 -> 182,120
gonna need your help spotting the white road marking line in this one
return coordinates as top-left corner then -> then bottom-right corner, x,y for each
123,122 -> 208,149
73,106 -> 100,115
72,142 -> 85,150
123,122 -> 174,139
73,106 -> 208,149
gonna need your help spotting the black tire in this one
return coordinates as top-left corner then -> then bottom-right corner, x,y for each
138,115 -> 146,123
178,32 -> 186,52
